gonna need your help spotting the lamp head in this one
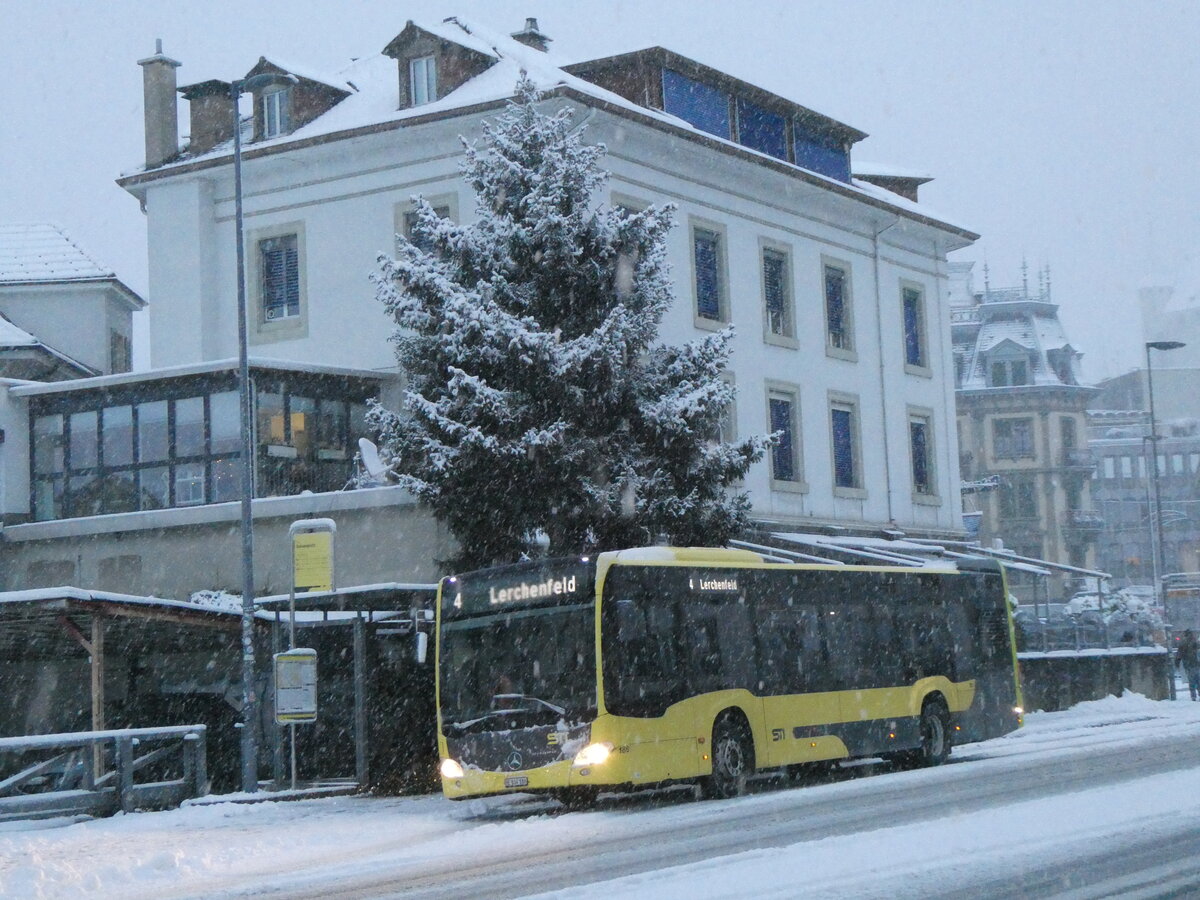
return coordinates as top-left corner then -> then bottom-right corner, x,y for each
232,72 -> 299,96
1146,340 -> 1186,352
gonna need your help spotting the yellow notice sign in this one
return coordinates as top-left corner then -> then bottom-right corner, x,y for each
293,531 -> 333,593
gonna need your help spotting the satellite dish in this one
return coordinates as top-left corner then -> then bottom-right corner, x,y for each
358,437 -> 392,484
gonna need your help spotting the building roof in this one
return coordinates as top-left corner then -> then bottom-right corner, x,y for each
0,311 -> 37,346
118,16 -> 977,242
0,223 -> 115,284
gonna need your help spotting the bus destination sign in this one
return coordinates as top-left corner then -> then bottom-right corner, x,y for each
445,560 -> 594,617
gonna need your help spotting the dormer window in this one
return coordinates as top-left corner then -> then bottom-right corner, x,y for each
409,56 -> 437,106
989,357 -> 1029,387
263,87 -> 290,138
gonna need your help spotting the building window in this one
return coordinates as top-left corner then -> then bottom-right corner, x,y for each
902,284 -> 927,369
409,56 -> 437,106
109,330 -> 132,373
259,234 -> 300,321
824,261 -> 853,353
30,377 -> 372,522
662,69 -> 731,139
998,477 -> 1038,519
263,88 -> 290,138
692,225 -> 726,323
993,417 -> 1034,459
989,356 -> 1029,387
761,247 -> 792,338
402,204 -> 451,254
766,387 -> 802,486
909,413 -> 935,496
736,98 -> 788,161
793,122 -> 851,182
830,399 -> 861,491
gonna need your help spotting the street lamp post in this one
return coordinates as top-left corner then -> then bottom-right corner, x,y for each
1146,340 -> 1185,633
231,72 -> 297,794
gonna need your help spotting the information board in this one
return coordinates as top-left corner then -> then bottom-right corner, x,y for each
293,531 -> 333,593
274,648 -> 318,724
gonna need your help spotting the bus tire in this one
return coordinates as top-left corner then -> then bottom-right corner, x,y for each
703,715 -> 753,799
916,699 -> 951,767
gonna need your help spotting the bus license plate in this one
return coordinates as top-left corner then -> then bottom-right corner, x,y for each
504,776 -> 529,788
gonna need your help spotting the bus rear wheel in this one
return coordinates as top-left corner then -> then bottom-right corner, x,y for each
703,716 -> 753,799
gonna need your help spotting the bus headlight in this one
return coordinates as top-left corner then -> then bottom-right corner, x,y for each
1013,706 -> 1024,716
573,742 -> 613,767
440,758 -> 465,779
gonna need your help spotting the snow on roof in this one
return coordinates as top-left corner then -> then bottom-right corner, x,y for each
420,16 -> 506,61
0,311 -> 37,347
975,318 -> 1038,354
7,355 -> 395,397
119,19 -> 974,239
0,223 -> 115,283
1035,314 -> 1073,353
851,162 -> 934,181
258,55 -> 354,92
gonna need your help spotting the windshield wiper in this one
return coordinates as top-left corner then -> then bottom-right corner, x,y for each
491,694 -> 566,716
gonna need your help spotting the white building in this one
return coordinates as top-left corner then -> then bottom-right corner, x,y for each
114,15 -> 976,542
0,15 -> 982,600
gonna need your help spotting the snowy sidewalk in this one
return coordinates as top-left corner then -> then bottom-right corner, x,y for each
3,692 -> 1200,899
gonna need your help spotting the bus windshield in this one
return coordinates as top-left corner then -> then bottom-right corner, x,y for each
439,560 -> 597,732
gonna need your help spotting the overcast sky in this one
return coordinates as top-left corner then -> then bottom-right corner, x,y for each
2,0 -> 1197,380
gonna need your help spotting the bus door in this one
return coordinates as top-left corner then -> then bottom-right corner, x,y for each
678,574 -> 759,759
754,586 -> 829,766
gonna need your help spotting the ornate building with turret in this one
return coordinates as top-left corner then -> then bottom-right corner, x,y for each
951,261 -> 1099,598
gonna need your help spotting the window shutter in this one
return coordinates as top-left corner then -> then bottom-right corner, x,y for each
763,250 -> 786,334
694,231 -> 721,320
903,288 -> 923,366
911,421 -> 929,492
261,235 -> 299,319
832,407 -> 855,487
825,266 -> 846,347
769,398 -> 794,481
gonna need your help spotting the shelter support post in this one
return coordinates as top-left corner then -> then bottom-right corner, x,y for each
270,615 -> 286,788
354,613 -> 368,788
91,617 -> 106,777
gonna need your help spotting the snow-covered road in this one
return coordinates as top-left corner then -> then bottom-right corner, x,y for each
4,693 -> 1200,899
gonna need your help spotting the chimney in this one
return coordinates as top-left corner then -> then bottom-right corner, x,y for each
179,80 -> 235,156
510,17 -> 551,52
137,39 -> 182,169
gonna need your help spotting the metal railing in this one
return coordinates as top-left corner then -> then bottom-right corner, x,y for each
0,725 -> 207,821
1014,617 -> 1163,654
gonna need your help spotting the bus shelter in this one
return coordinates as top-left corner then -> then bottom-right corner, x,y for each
255,582 -> 438,793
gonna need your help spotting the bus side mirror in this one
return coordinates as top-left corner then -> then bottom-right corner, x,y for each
416,631 -> 428,664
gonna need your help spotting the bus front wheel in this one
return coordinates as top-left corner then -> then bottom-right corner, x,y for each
917,699 -> 951,767
703,715 -> 753,799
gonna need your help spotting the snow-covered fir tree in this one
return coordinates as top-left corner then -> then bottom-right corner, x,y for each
371,76 -> 766,570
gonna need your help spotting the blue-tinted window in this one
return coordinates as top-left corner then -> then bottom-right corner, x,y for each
903,286 -> 925,367
770,397 -> 795,481
663,69 -> 731,139
831,406 -> 856,488
694,229 -> 722,320
794,124 -> 851,182
737,98 -> 788,161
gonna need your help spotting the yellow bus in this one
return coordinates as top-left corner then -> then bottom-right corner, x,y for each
436,546 -> 1023,803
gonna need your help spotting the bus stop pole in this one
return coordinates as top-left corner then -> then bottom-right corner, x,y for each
354,613 -> 368,788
